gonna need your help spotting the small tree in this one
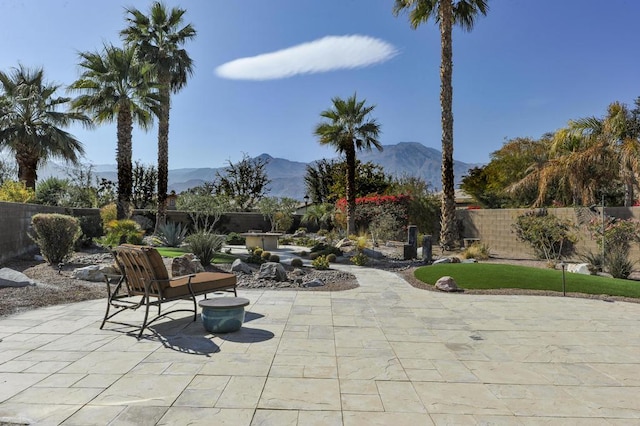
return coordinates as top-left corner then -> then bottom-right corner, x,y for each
258,196 -> 298,232
214,153 -> 270,211
513,209 -> 577,263
131,161 -> 157,209
177,192 -> 231,232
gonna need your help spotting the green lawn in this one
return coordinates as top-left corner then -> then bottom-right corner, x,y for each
414,263 -> 640,299
155,247 -> 239,264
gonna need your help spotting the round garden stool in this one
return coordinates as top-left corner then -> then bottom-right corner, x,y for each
199,297 -> 250,333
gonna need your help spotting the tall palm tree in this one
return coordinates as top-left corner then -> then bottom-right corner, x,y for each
314,94 -> 382,235
0,65 -> 91,190
121,2 -> 196,230
69,44 -> 161,219
394,0 -> 488,249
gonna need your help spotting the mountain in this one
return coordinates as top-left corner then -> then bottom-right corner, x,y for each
38,142 -> 483,200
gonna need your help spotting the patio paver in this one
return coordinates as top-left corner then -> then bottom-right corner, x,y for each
0,264 -> 639,424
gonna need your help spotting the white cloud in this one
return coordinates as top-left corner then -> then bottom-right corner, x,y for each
215,35 -> 398,80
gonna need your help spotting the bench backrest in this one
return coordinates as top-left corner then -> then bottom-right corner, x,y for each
113,245 -> 170,296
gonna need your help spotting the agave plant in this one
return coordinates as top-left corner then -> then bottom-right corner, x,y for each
154,221 -> 188,247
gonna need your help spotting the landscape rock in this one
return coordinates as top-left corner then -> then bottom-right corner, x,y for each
290,268 -> 306,277
362,248 -> 385,259
72,264 -> 118,282
172,253 -> 204,277
433,258 -> 452,265
293,229 -> 306,237
567,263 -> 592,275
435,276 -> 460,292
303,279 -> 325,288
231,258 -> 252,274
0,268 -> 37,288
257,262 -> 288,282
462,258 -> 478,263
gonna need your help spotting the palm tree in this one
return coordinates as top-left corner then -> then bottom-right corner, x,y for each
574,102 -> 640,206
314,94 -> 382,235
509,124 -> 617,207
394,0 -> 488,249
121,2 -> 196,230
0,65 -> 91,190
69,44 -> 160,219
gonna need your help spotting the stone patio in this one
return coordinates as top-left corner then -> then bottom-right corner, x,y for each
0,264 -> 639,425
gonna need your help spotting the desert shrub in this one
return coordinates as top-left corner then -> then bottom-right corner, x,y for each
513,209 -> 577,262
299,250 -> 309,257
310,242 -> 342,257
185,232 -> 225,266
317,229 -> 328,237
30,213 -> 81,264
326,253 -> 337,263
252,247 -> 263,257
75,215 -> 103,249
35,177 -> 70,206
154,221 -> 188,247
290,258 -> 303,267
269,254 -> 280,263
0,180 -> 34,203
260,251 -> 272,260
350,252 -> 369,266
462,242 -> 491,260
606,246 -> 635,279
131,214 -> 154,232
312,255 -> 330,270
278,236 -> 294,245
100,204 -> 117,230
309,252 -> 320,261
578,250 -> 603,274
98,219 -> 145,247
226,232 -> 245,245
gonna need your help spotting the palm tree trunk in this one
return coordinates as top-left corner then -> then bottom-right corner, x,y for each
16,150 -> 38,191
345,145 -> 357,235
439,0 -> 457,250
155,75 -> 170,232
116,105 -> 133,219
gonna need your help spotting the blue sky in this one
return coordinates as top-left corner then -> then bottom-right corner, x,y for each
1,0 -> 639,170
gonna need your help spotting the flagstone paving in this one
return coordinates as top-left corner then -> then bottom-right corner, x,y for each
1,265 -> 639,425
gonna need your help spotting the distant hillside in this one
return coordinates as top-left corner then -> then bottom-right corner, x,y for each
38,142 -> 483,200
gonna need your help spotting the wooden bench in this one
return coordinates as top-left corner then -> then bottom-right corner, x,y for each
100,244 -> 237,338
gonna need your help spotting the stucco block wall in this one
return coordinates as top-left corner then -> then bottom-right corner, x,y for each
457,206 -> 640,260
0,201 -> 66,264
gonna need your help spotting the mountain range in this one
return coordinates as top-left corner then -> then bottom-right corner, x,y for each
39,142 -> 482,200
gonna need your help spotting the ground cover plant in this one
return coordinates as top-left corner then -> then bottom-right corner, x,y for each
415,263 -> 640,299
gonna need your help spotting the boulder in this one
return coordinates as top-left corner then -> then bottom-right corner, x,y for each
258,262 -> 288,281
231,258 -> 252,274
433,258 -> 452,265
72,264 -> 118,282
293,229 -> 306,237
0,268 -> 36,288
567,263 -> 592,275
172,253 -> 204,277
303,279 -> 325,288
461,258 -> 478,264
435,276 -> 460,292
